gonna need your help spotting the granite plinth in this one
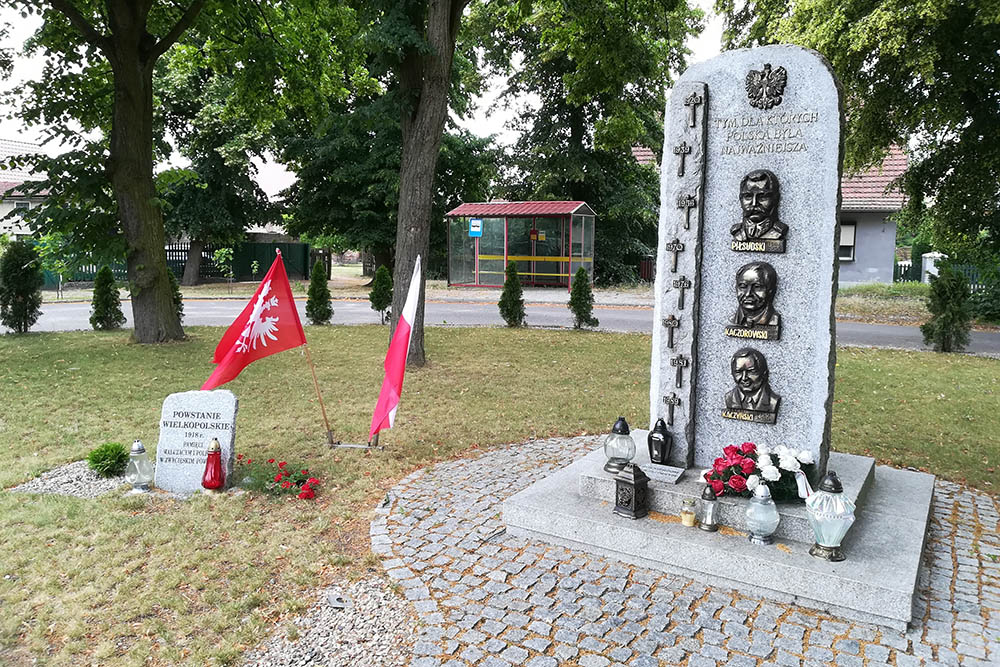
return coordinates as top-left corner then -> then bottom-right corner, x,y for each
505,450 -> 934,631
580,433 -> 874,544
154,390 -> 238,494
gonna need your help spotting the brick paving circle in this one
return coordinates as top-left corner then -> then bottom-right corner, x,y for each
371,437 -> 1000,666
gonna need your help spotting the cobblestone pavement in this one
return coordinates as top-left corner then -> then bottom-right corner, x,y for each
371,437 -> 1000,667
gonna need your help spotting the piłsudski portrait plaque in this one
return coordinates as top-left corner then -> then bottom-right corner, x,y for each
725,261 -> 781,341
731,169 -> 787,253
722,347 -> 781,425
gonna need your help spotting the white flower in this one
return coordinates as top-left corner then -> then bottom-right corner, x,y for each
761,465 -> 781,482
796,450 -> 815,465
757,454 -> 774,469
746,474 -> 761,491
779,455 -> 801,472
773,445 -> 789,457
756,444 -> 771,457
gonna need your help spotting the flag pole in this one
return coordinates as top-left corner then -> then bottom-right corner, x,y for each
303,343 -> 336,445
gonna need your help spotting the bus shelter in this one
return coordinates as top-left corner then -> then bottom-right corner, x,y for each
445,201 -> 596,290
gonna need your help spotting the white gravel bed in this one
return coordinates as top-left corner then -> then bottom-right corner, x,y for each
242,577 -> 415,667
7,460 -> 126,498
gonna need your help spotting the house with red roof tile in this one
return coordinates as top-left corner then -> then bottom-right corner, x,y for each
0,139 -> 47,240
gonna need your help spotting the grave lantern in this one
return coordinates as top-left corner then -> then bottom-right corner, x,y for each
201,438 -> 225,492
125,439 -> 153,493
647,418 -> 672,466
603,416 -> 636,474
613,463 -> 649,520
698,484 -> 720,532
745,484 -> 780,545
806,471 -> 855,562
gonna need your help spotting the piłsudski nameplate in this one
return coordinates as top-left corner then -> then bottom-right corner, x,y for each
154,390 -> 238,494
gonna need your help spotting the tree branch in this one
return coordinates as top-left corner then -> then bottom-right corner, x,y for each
46,0 -> 110,53
149,0 -> 207,61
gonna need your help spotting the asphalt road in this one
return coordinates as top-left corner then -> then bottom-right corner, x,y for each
17,298 -> 1000,356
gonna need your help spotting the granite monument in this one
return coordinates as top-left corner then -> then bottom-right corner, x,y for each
154,390 -> 238,494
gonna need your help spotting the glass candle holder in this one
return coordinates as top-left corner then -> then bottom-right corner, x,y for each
603,416 -> 636,474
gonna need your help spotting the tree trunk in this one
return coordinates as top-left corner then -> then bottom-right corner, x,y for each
373,245 -> 393,273
390,0 -> 466,366
107,26 -> 184,342
182,239 -> 203,286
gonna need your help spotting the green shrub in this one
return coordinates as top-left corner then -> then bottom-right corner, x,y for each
167,268 -> 184,324
498,261 -> 526,327
89,265 -> 126,330
921,265 -> 972,352
0,239 -> 44,334
568,267 -> 599,329
369,265 -> 393,324
305,259 -> 333,324
87,442 -> 129,478
969,265 -> 1000,323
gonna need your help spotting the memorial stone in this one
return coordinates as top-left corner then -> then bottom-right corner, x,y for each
651,45 -> 841,476
154,390 -> 238,493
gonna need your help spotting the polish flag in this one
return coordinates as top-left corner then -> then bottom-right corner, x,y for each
201,251 -> 306,390
369,255 -> 422,441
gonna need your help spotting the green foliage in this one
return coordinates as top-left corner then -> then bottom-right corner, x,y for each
212,248 -> 235,281
369,265 -> 393,324
498,262 -> 526,327
970,266 -> 1000,323
921,265 -> 972,352
306,260 -> 333,325
250,260 -> 260,280
235,457 -> 320,499
568,268 -> 599,329
167,269 -> 185,324
717,0 -> 1000,256
89,265 -> 126,331
86,442 -> 129,478
0,240 -> 43,334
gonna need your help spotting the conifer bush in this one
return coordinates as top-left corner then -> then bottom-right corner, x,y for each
0,239 -> 43,334
921,265 -> 971,352
568,267 -> 599,329
369,265 -> 393,324
89,265 -> 126,330
498,261 -> 526,327
167,268 -> 184,324
305,259 -> 333,324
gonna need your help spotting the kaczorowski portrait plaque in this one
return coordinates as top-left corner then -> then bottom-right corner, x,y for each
722,347 -> 781,425
725,261 -> 781,341
731,169 -> 787,253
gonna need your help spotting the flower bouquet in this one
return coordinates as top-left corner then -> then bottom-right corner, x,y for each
236,454 -> 321,500
702,442 -> 815,502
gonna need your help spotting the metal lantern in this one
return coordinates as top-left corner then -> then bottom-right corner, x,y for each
201,438 -> 225,492
806,471 -> 855,561
698,484 -> 720,532
603,416 -> 636,474
124,439 -> 153,493
745,483 -> 780,544
613,463 -> 649,520
647,418 -> 673,466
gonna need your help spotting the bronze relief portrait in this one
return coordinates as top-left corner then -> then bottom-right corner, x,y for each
725,261 -> 781,340
731,169 -> 787,253
722,347 -> 781,425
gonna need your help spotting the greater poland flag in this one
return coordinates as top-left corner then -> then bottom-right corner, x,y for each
369,255 -> 422,441
201,251 -> 306,390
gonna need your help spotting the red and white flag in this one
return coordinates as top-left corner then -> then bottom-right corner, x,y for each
201,250 -> 306,390
369,255 -> 422,442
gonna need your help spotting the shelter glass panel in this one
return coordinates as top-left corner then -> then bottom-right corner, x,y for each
478,217 -> 506,286
449,217 -> 475,284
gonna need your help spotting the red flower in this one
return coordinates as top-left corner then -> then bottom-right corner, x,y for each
237,454 -> 244,460
274,473 -> 283,482
740,442 -> 757,455
282,481 -> 292,489
724,453 -> 745,468
298,487 -> 315,500
246,459 -> 252,464
301,469 -> 308,475
709,479 -> 725,496
307,477 -> 320,486
268,458 -> 275,464
703,471 -> 713,483
728,475 -> 748,493
278,461 -> 287,468
713,458 -> 728,473
740,459 -> 756,475
722,445 -> 739,459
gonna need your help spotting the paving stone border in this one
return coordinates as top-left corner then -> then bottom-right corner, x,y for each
373,437 -> 1000,666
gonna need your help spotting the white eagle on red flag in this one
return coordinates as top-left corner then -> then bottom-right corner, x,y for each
236,280 -> 280,353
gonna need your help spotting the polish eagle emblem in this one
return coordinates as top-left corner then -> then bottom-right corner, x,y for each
235,280 -> 280,353
746,63 -> 788,110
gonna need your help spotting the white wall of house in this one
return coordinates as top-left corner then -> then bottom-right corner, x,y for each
837,211 -> 898,286
0,197 -> 43,239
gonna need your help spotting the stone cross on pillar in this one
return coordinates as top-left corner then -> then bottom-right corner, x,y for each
684,91 -> 703,127
665,238 -> 684,273
670,355 -> 689,388
672,275 -> 692,310
661,314 -> 680,349
676,193 -> 697,230
673,141 -> 691,176
662,392 -> 681,426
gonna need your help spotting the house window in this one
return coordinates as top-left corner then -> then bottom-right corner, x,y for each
14,201 -> 29,215
839,222 -> 856,261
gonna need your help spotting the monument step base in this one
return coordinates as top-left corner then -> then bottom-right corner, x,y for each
582,434 -> 875,544
504,452 -> 934,632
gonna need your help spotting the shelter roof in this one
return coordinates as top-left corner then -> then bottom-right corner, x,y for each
446,201 -> 595,217
841,147 -> 908,212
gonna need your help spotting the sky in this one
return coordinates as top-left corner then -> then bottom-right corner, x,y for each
0,1 -> 724,199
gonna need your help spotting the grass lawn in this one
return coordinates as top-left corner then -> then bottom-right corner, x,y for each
1,327 -> 998,665
836,282 -> 932,324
